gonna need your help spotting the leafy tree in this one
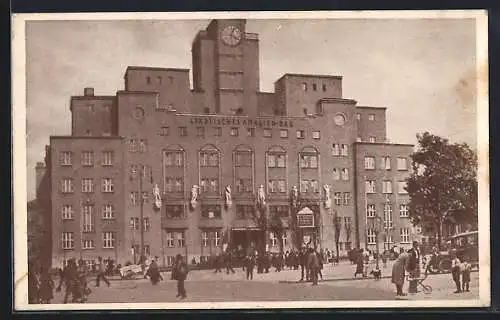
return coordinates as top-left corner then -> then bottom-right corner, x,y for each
406,132 -> 478,250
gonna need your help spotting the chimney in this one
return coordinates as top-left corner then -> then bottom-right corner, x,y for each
84,87 -> 95,96
35,162 -> 46,194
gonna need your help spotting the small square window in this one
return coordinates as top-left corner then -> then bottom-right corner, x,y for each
230,128 -> 239,137
369,114 -> 375,121
214,127 -> 222,137
322,84 -> 327,92
204,107 -> 210,114
369,136 -> 376,143
301,83 -> 307,91
263,129 -> 272,138
312,131 -> 321,139
159,126 -> 170,136
280,129 -> 288,138
296,130 -> 305,139
356,113 -> 361,120
312,83 -> 317,91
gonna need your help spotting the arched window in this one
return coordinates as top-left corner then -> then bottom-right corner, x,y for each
299,146 -> 319,169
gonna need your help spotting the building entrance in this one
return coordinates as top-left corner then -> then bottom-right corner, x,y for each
231,229 -> 261,255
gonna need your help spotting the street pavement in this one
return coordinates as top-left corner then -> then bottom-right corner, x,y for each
50,261 -> 479,304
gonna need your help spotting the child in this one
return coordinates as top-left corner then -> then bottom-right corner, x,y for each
461,257 -> 471,292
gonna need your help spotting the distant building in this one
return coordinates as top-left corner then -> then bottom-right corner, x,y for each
35,19 -> 416,269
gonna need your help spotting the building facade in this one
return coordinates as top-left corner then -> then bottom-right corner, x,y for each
35,19 -> 417,268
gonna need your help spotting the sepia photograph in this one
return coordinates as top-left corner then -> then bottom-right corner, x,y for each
12,11 -> 489,310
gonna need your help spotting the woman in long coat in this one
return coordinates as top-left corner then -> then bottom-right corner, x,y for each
391,248 -> 409,296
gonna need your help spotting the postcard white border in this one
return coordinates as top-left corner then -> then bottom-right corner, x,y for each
12,10 -> 490,310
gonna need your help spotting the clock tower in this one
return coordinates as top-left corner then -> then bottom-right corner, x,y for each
192,19 -> 260,116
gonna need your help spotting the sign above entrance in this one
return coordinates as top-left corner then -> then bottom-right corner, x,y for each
297,207 -> 315,228
190,116 -> 294,128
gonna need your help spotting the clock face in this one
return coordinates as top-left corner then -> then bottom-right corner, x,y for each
221,26 -> 242,46
334,113 -> 346,126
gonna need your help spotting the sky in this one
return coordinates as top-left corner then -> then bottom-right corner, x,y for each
25,18 -> 477,201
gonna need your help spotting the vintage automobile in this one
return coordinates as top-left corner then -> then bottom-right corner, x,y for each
425,230 -> 478,274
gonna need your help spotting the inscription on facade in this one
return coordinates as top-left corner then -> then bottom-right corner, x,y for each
190,116 -> 294,128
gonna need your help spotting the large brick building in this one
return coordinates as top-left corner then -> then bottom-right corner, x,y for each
35,19 -> 417,269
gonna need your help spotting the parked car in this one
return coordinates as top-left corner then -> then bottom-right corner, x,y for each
425,230 -> 478,274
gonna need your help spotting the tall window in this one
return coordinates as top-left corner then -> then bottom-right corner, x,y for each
214,127 -> 222,137
400,228 -> 410,243
102,204 -> 115,219
166,231 -> 185,247
179,127 -> 188,137
166,205 -> 184,219
138,139 -> 147,153
82,151 -> 94,166
102,151 -> 114,166
383,204 -> 393,229
399,204 -> 409,217
334,192 -> 342,206
247,127 -> 255,137
365,180 -> 376,194
343,192 -> 351,205
299,154 -> 318,169
367,229 -> 376,244
130,217 -> 140,230
102,178 -> 114,193
270,232 -> 278,247
384,235 -> 394,246
143,218 -> 150,232
267,153 -> 286,168
296,130 -> 305,139
364,156 -> 375,169
235,151 -> 252,167
82,240 -> 94,250
128,139 -> 137,152
83,205 -> 94,232
81,178 -> 94,193
382,181 -> 392,194
380,156 -> 391,170
200,152 -> 219,167
102,232 -> 115,248
398,181 -> 408,194
196,127 -> 205,137
201,230 -> 222,247
332,144 -> 340,156
344,217 -> 352,229
61,232 -> 74,249
332,168 -> 340,180
60,151 -> 72,166
165,177 -> 184,193
268,180 -> 286,193
62,205 -> 74,220
164,150 -> 184,167
366,204 -> 376,218
341,168 -> 349,181
340,144 -> 349,156
61,178 -> 74,193
201,205 -> 222,219
230,127 -> 239,137
130,192 -> 138,206
397,157 -> 408,170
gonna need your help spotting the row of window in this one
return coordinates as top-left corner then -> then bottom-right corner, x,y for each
158,126 -> 322,140
356,113 -> 376,122
364,156 -> 408,171
366,228 -> 412,244
365,180 -> 408,194
301,82 -> 328,92
60,178 -> 114,194
62,204 -> 116,221
366,203 -> 409,219
62,232 -> 115,249
60,151 -> 114,166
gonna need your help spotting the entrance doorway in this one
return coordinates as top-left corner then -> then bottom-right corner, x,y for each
231,229 -> 261,255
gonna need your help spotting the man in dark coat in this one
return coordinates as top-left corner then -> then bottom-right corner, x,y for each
95,257 -> 110,287
299,248 -> 308,281
225,250 -> 235,274
307,248 -> 320,286
245,253 -> 256,280
406,241 -> 421,294
172,254 -> 188,299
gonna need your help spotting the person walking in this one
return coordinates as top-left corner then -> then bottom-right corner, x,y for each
406,241 -> 421,294
225,249 -> 236,274
95,257 -> 110,287
56,258 -> 79,304
317,249 -> 324,281
146,258 -> 161,285
391,247 -> 408,297
214,253 -> 223,273
307,248 -> 320,286
172,254 -> 188,299
245,253 -> 256,280
451,251 -> 462,293
461,257 -> 471,292
299,247 -> 308,281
